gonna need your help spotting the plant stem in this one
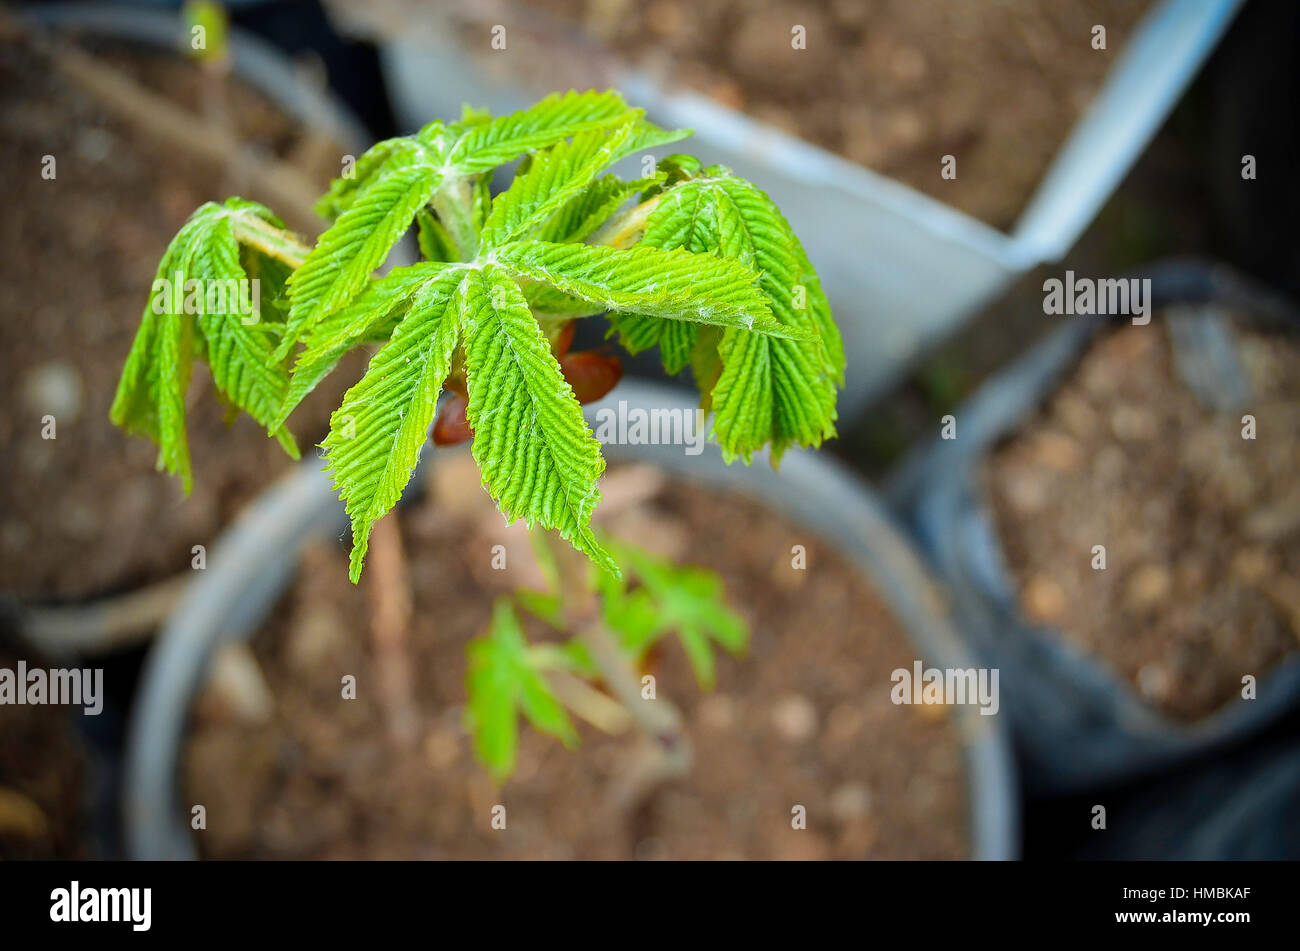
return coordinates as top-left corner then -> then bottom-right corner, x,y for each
230,213 -> 311,269
533,527 -> 692,810
542,669 -> 631,735
365,516 -> 418,746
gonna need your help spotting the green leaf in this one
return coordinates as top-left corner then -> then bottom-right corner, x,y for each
446,90 -> 639,174
480,120 -> 685,250
465,599 -> 578,781
602,541 -> 748,689
415,207 -> 458,262
492,240 -> 805,339
279,160 -> 442,359
319,266 -> 463,582
535,173 -> 661,245
794,238 -> 845,385
607,179 -> 716,372
196,216 -> 298,457
619,173 -> 841,462
274,262 -> 463,428
594,565 -> 661,656
111,198 -> 301,490
225,197 -> 306,269
314,136 -> 425,221
459,266 -> 615,575
111,212 -> 206,490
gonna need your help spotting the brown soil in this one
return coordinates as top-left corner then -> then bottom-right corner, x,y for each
986,319 -> 1300,722
0,646 -> 90,859
0,38 -> 360,601
482,0 -> 1148,230
184,457 -> 968,859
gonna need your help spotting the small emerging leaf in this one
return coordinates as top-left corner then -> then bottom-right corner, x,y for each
465,599 -> 579,781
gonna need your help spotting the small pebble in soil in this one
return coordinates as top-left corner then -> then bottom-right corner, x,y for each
1054,392 -> 1101,440
1231,548 -> 1275,584
1030,430 -> 1083,471
423,727 -> 461,771
1110,404 -> 1158,442
22,361 -> 83,422
1022,574 -> 1067,624
829,782 -> 873,822
1137,663 -> 1174,703
1127,564 -> 1173,611
697,693 -> 737,732
771,694 -> 818,742
74,126 -> 114,163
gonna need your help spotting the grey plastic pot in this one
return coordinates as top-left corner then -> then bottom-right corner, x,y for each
887,259 -> 1300,800
123,381 -> 1019,860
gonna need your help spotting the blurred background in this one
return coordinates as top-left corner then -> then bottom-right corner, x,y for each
1,0 -> 1298,859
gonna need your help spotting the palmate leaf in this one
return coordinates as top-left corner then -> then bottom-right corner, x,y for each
460,266 -> 615,575
479,120 -> 686,249
314,135 -> 426,221
534,173 -> 661,245
319,265 -> 464,581
196,217 -> 299,457
277,161 -> 443,360
111,198 -> 300,491
614,169 -> 843,462
493,240 -> 805,339
278,92 -> 654,361
465,599 -> 578,782
272,262 -> 465,428
446,89 -> 639,173
597,540 -> 748,689
113,92 -> 847,586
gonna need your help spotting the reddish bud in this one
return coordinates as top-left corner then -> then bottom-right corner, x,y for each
561,350 -> 623,404
552,320 -> 576,358
444,371 -> 468,400
431,393 -> 472,446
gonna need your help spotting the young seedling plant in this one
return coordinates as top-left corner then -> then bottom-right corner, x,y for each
111,90 -> 844,797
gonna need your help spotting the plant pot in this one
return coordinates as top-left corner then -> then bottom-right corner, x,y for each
5,3 -> 370,627
124,381 -> 1018,859
330,0 -> 1242,415
0,0 -> 375,860
888,258 -> 1300,800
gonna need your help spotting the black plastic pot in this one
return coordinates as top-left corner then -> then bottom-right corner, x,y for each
888,258 -> 1300,801
123,381 -> 1019,860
